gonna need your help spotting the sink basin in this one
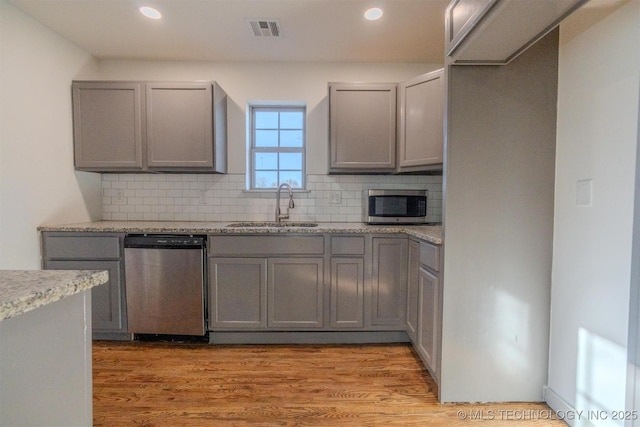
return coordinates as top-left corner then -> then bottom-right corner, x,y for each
227,222 -> 319,228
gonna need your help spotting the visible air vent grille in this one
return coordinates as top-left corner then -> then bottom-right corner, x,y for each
249,20 -> 281,38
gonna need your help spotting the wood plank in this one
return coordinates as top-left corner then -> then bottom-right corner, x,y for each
93,342 -> 566,426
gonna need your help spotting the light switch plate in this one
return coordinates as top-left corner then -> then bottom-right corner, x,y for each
576,179 -> 593,206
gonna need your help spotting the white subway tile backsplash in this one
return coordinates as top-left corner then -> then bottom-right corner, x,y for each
101,173 -> 443,223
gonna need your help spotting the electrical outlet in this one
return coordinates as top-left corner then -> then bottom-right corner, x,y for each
199,190 -> 207,205
115,189 -> 125,203
328,191 -> 342,204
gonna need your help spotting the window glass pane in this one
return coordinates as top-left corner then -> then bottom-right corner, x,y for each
250,105 -> 305,190
280,171 -> 302,188
280,112 -> 303,129
255,130 -> 278,147
254,171 -> 278,189
255,152 -> 278,170
279,153 -> 302,170
280,130 -> 303,147
255,111 -> 279,129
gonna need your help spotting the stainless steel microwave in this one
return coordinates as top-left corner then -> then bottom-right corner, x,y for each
364,189 -> 428,224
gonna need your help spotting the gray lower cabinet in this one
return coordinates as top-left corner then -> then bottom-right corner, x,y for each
268,258 -> 324,328
41,232 -> 128,339
208,258 -> 267,329
330,257 -> 364,328
406,239 -> 420,341
409,239 -> 442,382
207,235 -> 325,331
208,256 -> 323,330
370,236 -> 408,328
72,80 -> 227,173
329,235 -> 366,328
417,266 -> 439,375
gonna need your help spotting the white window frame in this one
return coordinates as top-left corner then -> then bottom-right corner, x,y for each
249,105 -> 306,190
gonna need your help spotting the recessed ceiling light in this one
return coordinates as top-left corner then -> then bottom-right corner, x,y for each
139,6 -> 162,20
364,7 -> 383,21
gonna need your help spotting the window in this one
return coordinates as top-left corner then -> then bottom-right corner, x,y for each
250,106 -> 305,189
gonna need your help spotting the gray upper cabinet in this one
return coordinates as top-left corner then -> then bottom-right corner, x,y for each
72,82 -> 144,171
146,82 -> 226,172
397,69 -> 444,172
72,80 -> 227,173
329,83 -> 397,173
445,0 -> 587,65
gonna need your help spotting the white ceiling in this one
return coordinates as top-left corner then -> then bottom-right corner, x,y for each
7,0 -> 449,63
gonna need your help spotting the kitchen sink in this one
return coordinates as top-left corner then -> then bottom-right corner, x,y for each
226,222 -> 319,228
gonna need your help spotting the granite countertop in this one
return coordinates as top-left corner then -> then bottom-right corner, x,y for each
38,221 -> 443,245
0,270 -> 109,321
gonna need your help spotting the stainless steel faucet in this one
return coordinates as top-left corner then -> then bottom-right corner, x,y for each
275,183 -> 295,222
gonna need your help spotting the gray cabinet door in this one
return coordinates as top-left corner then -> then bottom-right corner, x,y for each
417,266 -> 439,375
445,0 -> 497,57
72,81 -> 227,173
268,258 -> 324,328
406,240 -> 420,342
72,82 -> 144,171
329,83 -> 397,173
397,69 -> 444,172
45,259 -> 126,333
145,82 -> 214,170
370,237 -> 408,328
208,258 -> 267,329
42,232 -> 127,338
445,0 -> 585,65
330,257 -> 364,328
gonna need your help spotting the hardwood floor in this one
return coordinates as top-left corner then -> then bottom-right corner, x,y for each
93,341 -> 565,426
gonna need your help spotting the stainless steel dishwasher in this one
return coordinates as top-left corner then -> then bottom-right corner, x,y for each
124,235 -> 206,337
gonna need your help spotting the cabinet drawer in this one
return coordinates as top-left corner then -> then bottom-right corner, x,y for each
209,235 -> 324,256
44,235 -> 121,260
330,236 -> 365,255
419,242 -> 440,272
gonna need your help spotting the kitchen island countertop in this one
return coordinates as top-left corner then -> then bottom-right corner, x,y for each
0,269 -> 109,321
38,221 -> 443,245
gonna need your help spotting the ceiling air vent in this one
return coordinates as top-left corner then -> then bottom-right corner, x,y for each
248,20 -> 281,38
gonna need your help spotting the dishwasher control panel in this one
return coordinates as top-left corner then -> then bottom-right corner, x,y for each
124,235 -> 205,249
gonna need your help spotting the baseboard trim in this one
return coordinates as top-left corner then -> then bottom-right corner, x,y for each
209,331 -> 411,345
543,385 -> 597,427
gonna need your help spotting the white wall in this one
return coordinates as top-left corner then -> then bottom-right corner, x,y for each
545,1 -> 640,424
94,60 -> 441,175
0,1 -> 102,269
